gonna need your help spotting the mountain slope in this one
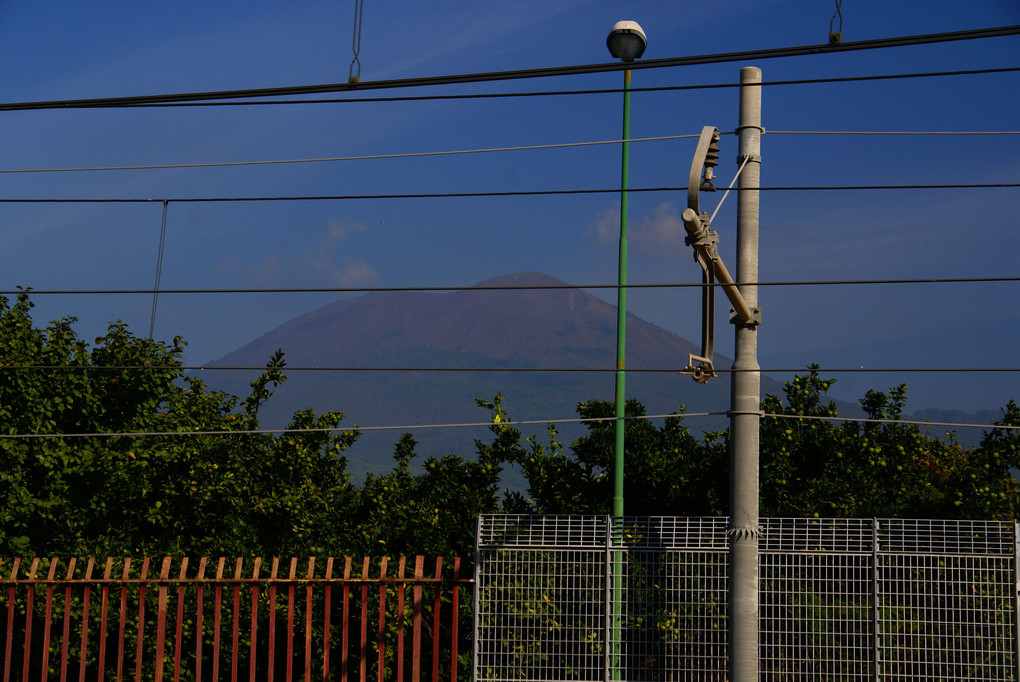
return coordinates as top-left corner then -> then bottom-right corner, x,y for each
220,272 -> 702,369
204,272 -> 746,476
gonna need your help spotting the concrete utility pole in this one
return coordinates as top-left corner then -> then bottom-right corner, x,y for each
729,66 -> 763,682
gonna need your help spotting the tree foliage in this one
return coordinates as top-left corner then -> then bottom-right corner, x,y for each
1,292 -> 1017,561
505,368 -> 1019,520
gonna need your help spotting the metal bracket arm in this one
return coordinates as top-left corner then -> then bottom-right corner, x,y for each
681,208 -> 756,326
679,353 -> 716,384
679,124 -> 760,383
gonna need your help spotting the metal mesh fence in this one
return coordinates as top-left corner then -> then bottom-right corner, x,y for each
474,516 -> 1019,682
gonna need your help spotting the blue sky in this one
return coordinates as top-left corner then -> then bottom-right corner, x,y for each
0,0 -> 1017,417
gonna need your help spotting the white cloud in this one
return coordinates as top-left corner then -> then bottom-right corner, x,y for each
333,260 -> 380,287
242,221 -> 379,287
587,201 -> 687,254
324,220 -> 370,244
588,203 -> 620,245
634,203 -> 687,253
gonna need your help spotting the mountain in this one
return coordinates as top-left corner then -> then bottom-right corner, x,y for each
903,408 -> 1002,449
202,272 -> 768,478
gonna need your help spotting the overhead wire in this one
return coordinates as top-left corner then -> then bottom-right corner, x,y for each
80,66 -> 1019,108
1,365 -> 1017,375
0,182 -> 1016,204
0,24 -> 1016,111
4,275 -> 1018,296
0,130 -> 1015,175
768,130 -> 1020,135
147,200 -> 168,339
0,411 -> 1015,441
0,413 -> 712,439
0,134 -> 704,175
765,412 -> 1019,431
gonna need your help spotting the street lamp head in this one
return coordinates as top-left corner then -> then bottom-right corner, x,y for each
607,21 -> 646,62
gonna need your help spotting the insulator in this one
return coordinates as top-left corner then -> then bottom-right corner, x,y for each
705,140 -> 721,169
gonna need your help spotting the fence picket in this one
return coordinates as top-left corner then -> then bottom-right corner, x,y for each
59,558 -> 76,682
21,558 -> 39,682
304,557 -> 314,682
172,557 -> 188,682
194,557 -> 207,682
3,558 -> 19,682
231,557 -> 243,682
268,557 -> 280,682
377,557 -> 388,682
250,557 -> 262,682
322,557 -> 333,682
432,557 -> 442,682
412,555 -> 423,682
451,557 -> 460,682
155,557 -> 171,682
358,557 -> 368,682
212,558 -> 226,680
285,557 -> 297,682
96,558 -> 113,679
135,556 -> 150,682
41,559 -> 57,682
77,558 -> 94,682
396,557 -> 406,682
340,557 -> 351,682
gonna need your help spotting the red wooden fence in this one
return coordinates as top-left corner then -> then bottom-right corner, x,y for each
0,556 -> 470,682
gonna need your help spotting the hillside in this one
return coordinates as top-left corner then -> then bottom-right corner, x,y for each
203,272 -> 753,477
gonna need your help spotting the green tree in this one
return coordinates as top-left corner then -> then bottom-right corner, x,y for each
505,367 -> 1017,520
512,398 -> 727,516
760,369 -> 1019,518
0,292 -> 359,557
353,395 -> 529,558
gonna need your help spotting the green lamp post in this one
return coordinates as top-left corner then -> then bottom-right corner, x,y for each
607,20 -> 646,682
606,20 -> 646,519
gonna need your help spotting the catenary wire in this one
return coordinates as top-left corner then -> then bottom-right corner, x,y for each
0,130 -> 1015,175
768,130 -> 1020,135
765,412 -> 1019,431
147,200 -> 168,339
0,25 -> 1016,111
0,183 -> 1016,204
95,66 -> 1020,107
0,412 -> 1015,441
0,134 -> 703,175
1,365 -> 1016,374
4,275 -> 1018,296
0,413 -> 713,439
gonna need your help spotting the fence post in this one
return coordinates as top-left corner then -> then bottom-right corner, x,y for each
472,517 -> 482,682
1014,522 -> 1020,681
604,515 -> 612,682
871,519 -> 881,682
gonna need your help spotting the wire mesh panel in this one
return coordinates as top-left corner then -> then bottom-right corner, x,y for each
475,517 -> 609,682
759,518 -> 874,680
878,518 -> 1016,555
880,554 -> 1015,681
760,552 -> 873,680
878,519 -> 1017,681
613,518 -> 729,681
475,517 -> 1019,682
